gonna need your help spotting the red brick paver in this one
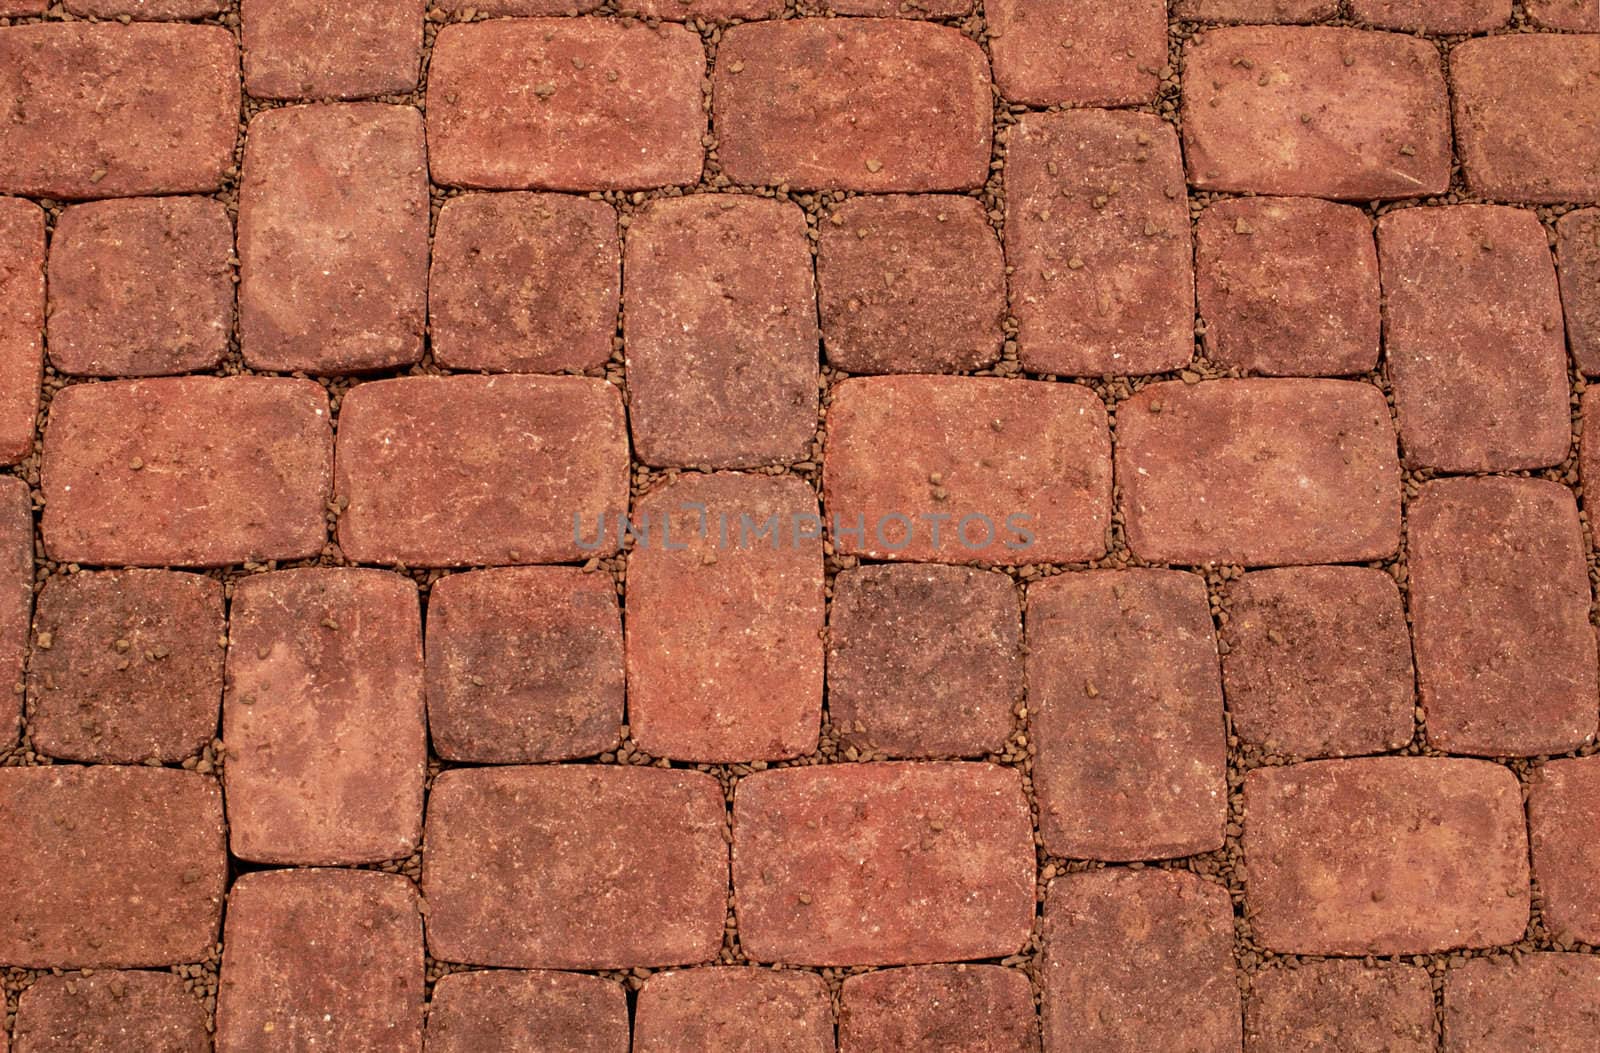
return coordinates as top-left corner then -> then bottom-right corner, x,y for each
41,377 -> 333,567
624,196 -> 818,468
823,375 -> 1112,564
424,766 -> 727,969
634,968 -> 834,1053
714,20 -> 991,192
1042,869 -> 1240,1053
1007,110 -> 1193,376
216,869 -> 423,1053
0,478 -> 30,747
1529,755 -> 1600,946
1408,477 -> 1597,757
1246,962 -> 1435,1053
65,0 -> 222,15
14,971 -> 210,1053
241,0 -> 423,100
0,766 -> 226,968
1350,0 -> 1508,31
0,24 -> 239,200
987,0 -> 1166,107
1559,208 -> 1600,376
0,198 -> 43,466
624,0 -> 781,18
0,0 -> 45,12
1182,26 -> 1450,200
1444,955 -> 1600,1053
840,965 -> 1039,1053
428,19 -> 705,191
334,375 -> 629,566
1117,379 -> 1401,566
1174,0 -> 1336,18
425,970 -> 630,1053
1525,0 -> 1599,28
1028,570 -> 1227,860
732,762 -> 1035,965
1244,758 -> 1529,955
625,473 -> 824,763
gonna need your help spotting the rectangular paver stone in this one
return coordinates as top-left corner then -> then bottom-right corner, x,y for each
634,969 -> 834,1053
1350,0 -> 1508,31
1247,962 -> 1435,1053
1175,0 -> 1336,18
424,766 -> 728,969
1529,755 -> 1600,946
1559,208 -> 1600,376
1182,26 -> 1450,199
426,970 -> 629,1053
0,198 -> 43,466
0,477 -> 30,747
840,965 -> 1039,1053
241,0 -> 423,100
1444,955 -> 1600,1053
732,762 -> 1035,965
988,0 -> 1166,107
15,971 -> 210,1053
1526,0 -> 1599,28
65,0 -> 223,15
41,377 -> 332,567
223,569 -> 425,865
1243,758 -> 1529,955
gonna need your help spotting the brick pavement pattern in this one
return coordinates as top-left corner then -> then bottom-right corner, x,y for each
0,1 -> 1596,1048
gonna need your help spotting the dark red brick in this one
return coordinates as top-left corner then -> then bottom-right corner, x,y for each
0,197 -> 43,466
625,473 -> 823,762
1173,0 -> 1336,18
840,965 -> 1039,1053
64,0 -> 223,16
0,477 -> 30,747
988,0 -> 1165,106
623,0 -> 780,18
817,195 -> 1004,375
1560,209 -> 1600,376
1525,0 -> 1599,29
41,377 -> 332,567
426,566 -> 623,764
0,0 -> 44,14
1028,570 -> 1227,860
1243,758 -> 1529,954
1529,755 -> 1600,946
239,104 -> 428,374
0,766 -> 225,968
1350,0 -> 1508,30
625,196 -> 818,468
29,570 -> 224,765
1379,205 -> 1568,472
822,375 -> 1112,564
634,968 -> 834,1053
334,375 -> 629,566
429,193 -> 618,374
0,24 -> 239,199
827,564 -> 1021,759
1451,35 -> 1600,204
223,569 -> 423,866
1195,197 -> 1379,376
1222,567 -> 1413,758
428,19 -> 705,191
216,869 -> 423,1053
1246,961 -> 1435,1053
46,197 -> 233,378
426,970 -> 629,1053
1444,955 -> 1600,1053
424,766 -> 727,969
14,971 -> 209,1053
1042,869 -> 1239,1053
1182,26 -> 1450,200
1007,110 -> 1192,376
1118,379 -> 1401,566
714,20 -> 991,192
242,0 -> 422,100
1409,477 -> 1596,757
732,762 -> 1034,965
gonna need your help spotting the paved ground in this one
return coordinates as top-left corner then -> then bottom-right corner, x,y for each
0,0 -> 1596,1050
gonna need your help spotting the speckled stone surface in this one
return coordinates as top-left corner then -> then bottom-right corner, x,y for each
1246,962 -> 1435,1053
1444,955 -> 1600,1053
1529,755 -> 1600,946
0,198 -> 43,466
634,968 -> 835,1053
425,970 -> 629,1053
840,965 -> 1040,1052
14,971 -> 211,1053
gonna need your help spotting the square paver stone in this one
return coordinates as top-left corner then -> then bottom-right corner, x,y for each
1529,755 -> 1600,946
1525,0 -> 1598,28
241,0 -> 423,100
14,971 -> 210,1053
840,965 -> 1040,1053
425,970 -> 629,1053
1444,955 -> 1600,1053
987,0 -> 1166,107
1246,961 -> 1435,1053
634,969 -> 834,1053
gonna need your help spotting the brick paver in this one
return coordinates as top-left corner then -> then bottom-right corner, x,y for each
634,968 -> 834,1053
827,564 -> 1021,759
424,766 -> 727,969
1444,955 -> 1600,1053
429,193 -> 619,374
732,762 -> 1034,965
624,0 -> 781,17
1529,756 -> 1600,946
28,570 -> 224,765
1117,379 -> 1401,566
223,569 -> 425,866
334,375 -> 629,566
1451,35 -> 1600,204
14,971 -> 210,1053
840,965 -> 1039,1053
1559,209 -> 1600,376
0,767 -> 226,968
823,375 -> 1112,564
0,24 -> 239,200
1408,477 -> 1596,757
1195,197 -> 1379,376
1028,570 -> 1227,860
238,104 -> 428,374
40,377 -> 333,567
624,196 -> 818,468
0,478 -> 30,747
625,473 -> 823,763
1007,110 -> 1193,376
65,0 -> 222,15
988,0 -> 1166,107
433,0 -> 598,10
714,20 -> 991,192
1221,566 -> 1414,758
0,0 -> 45,12
426,567 -> 623,764
241,0 -> 422,100
817,195 -> 1005,375
1525,0 -> 1599,28
1379,205 -> 1568,473
1182,26 -> 1451,199
428,19 -> 705,191
1175,0 -> 1335,18
425,970 -> 630,1053
1350,0 -> 1508,31
1246,962 -> 1435,1053
1244,758 -> 1529,955
0,197 -> 42,466
216,869 -> 423,1053
47,197 -> 233,378
1042,869 -> 1239,1053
